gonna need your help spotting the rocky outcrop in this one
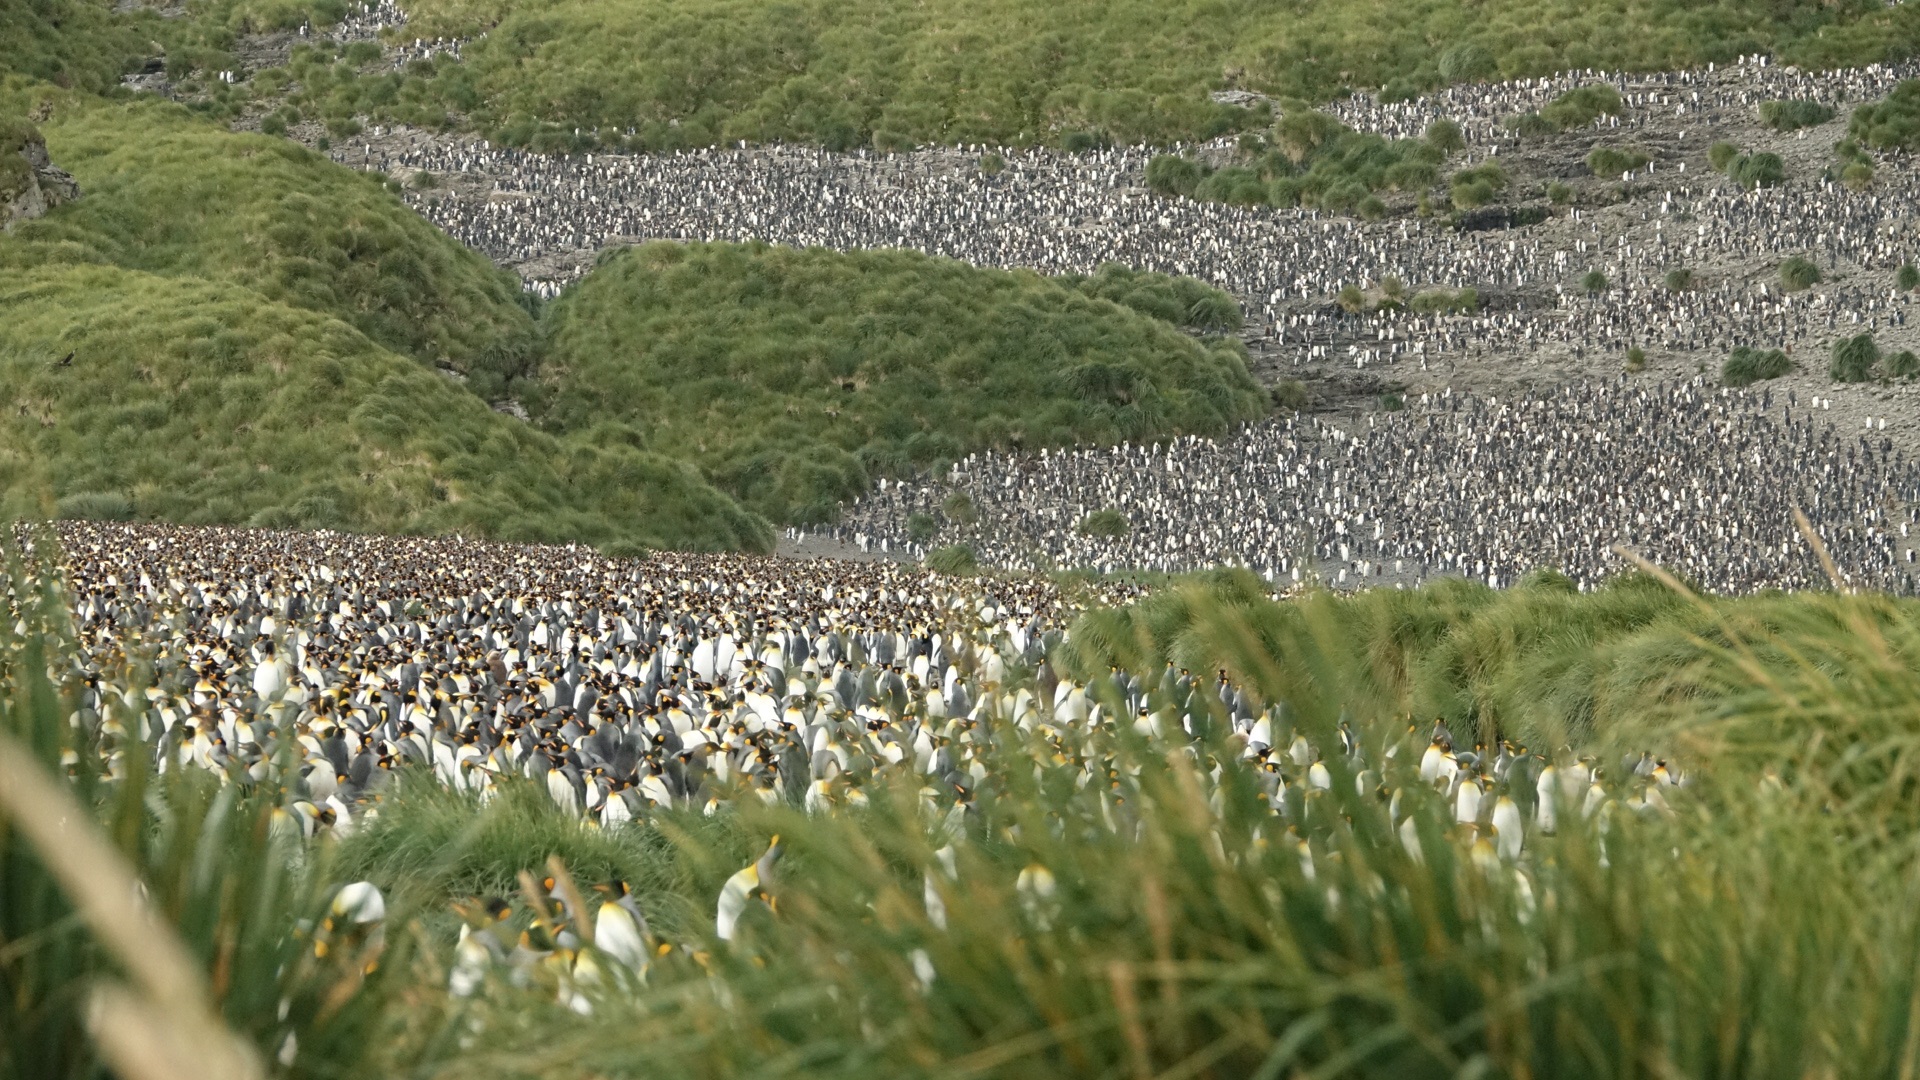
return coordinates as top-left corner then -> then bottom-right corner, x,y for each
3,119 -> 80,231
1209,89 -> 1272,109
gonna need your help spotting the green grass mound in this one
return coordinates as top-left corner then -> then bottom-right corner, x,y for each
17,0 -> 1920,153
1728,150 -> 1786,189
1146,112 -> 1454,215
1832,332 -> 1880,383
1078,507 -> 1131,537
923,543 -> 979,575
379,0 -> 1920,152
0,263 -> 768,551
538,242 -> 1265,524
1449,161 -> 1510,208
1850,79 -> 1920,150
3,99 -> 535,380
1759,98 -> 1834,131
1585,144 -> 1648,177
0,114 -> 40,206
1722,345 -> 1791,387
1780,255 -> 1823,291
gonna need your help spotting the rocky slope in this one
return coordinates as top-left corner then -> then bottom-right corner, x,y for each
2,117 -> 79,231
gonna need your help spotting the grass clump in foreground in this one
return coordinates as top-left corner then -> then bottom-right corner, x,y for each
13,550 -> 1920,1077
0,566 -> 418,1080
538,242 -> 1265,524
1066,566 -> 1920,749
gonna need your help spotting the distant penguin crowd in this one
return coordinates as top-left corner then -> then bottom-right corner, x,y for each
334,56 -> 1920,375
831,377 -> 1920,593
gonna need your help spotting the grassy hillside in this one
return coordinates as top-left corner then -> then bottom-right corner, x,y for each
0,93 -> 1269,546
381,0 -> 1920,151
0,0 -> 158,94
12,0 -> 1920,154
0,93 -> 770,549
538,243 -> 1265,523
0,263 -> 767,550
4,96 -> 536,379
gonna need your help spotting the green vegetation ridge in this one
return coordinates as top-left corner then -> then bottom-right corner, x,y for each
1,90 -> 1261,548
5,96 -> 536,375
537,243 -> 1265,524
0,263 -> 768,550
0,89 -> 767,551
15,0 -> 1920,153
382,0 -> 1920,152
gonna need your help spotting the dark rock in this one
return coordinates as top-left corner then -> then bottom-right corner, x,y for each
1450,203 -> 1550,233
1209,90 -> 1272,109
1451,206 -> 1514,232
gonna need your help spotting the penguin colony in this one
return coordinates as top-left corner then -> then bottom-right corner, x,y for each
294,40 -> 1920,593
831,377 -> 1920,592
293,0 -> 465,68
39,521 -> 1129,830
27,519 -> 1677,835
16,522 -> 1684,1011
339,56 -> 1920,379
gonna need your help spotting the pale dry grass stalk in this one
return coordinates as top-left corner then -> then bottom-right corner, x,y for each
0,730 -> 261,1080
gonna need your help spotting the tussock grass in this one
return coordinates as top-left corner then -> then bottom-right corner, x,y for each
0,92 -> 772,552
1759,98 -> 1834,132
0,546 -> 416,1080
1584,144 -> 1648,177
0,0 -> 160,94
12,0 -> 1920,156
1146,113 -> 1454,214
1851,78 -> 1920,151
2,97 -> 1271,549
1065,568 -> 1920,756
1722,345 -> 1791,387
